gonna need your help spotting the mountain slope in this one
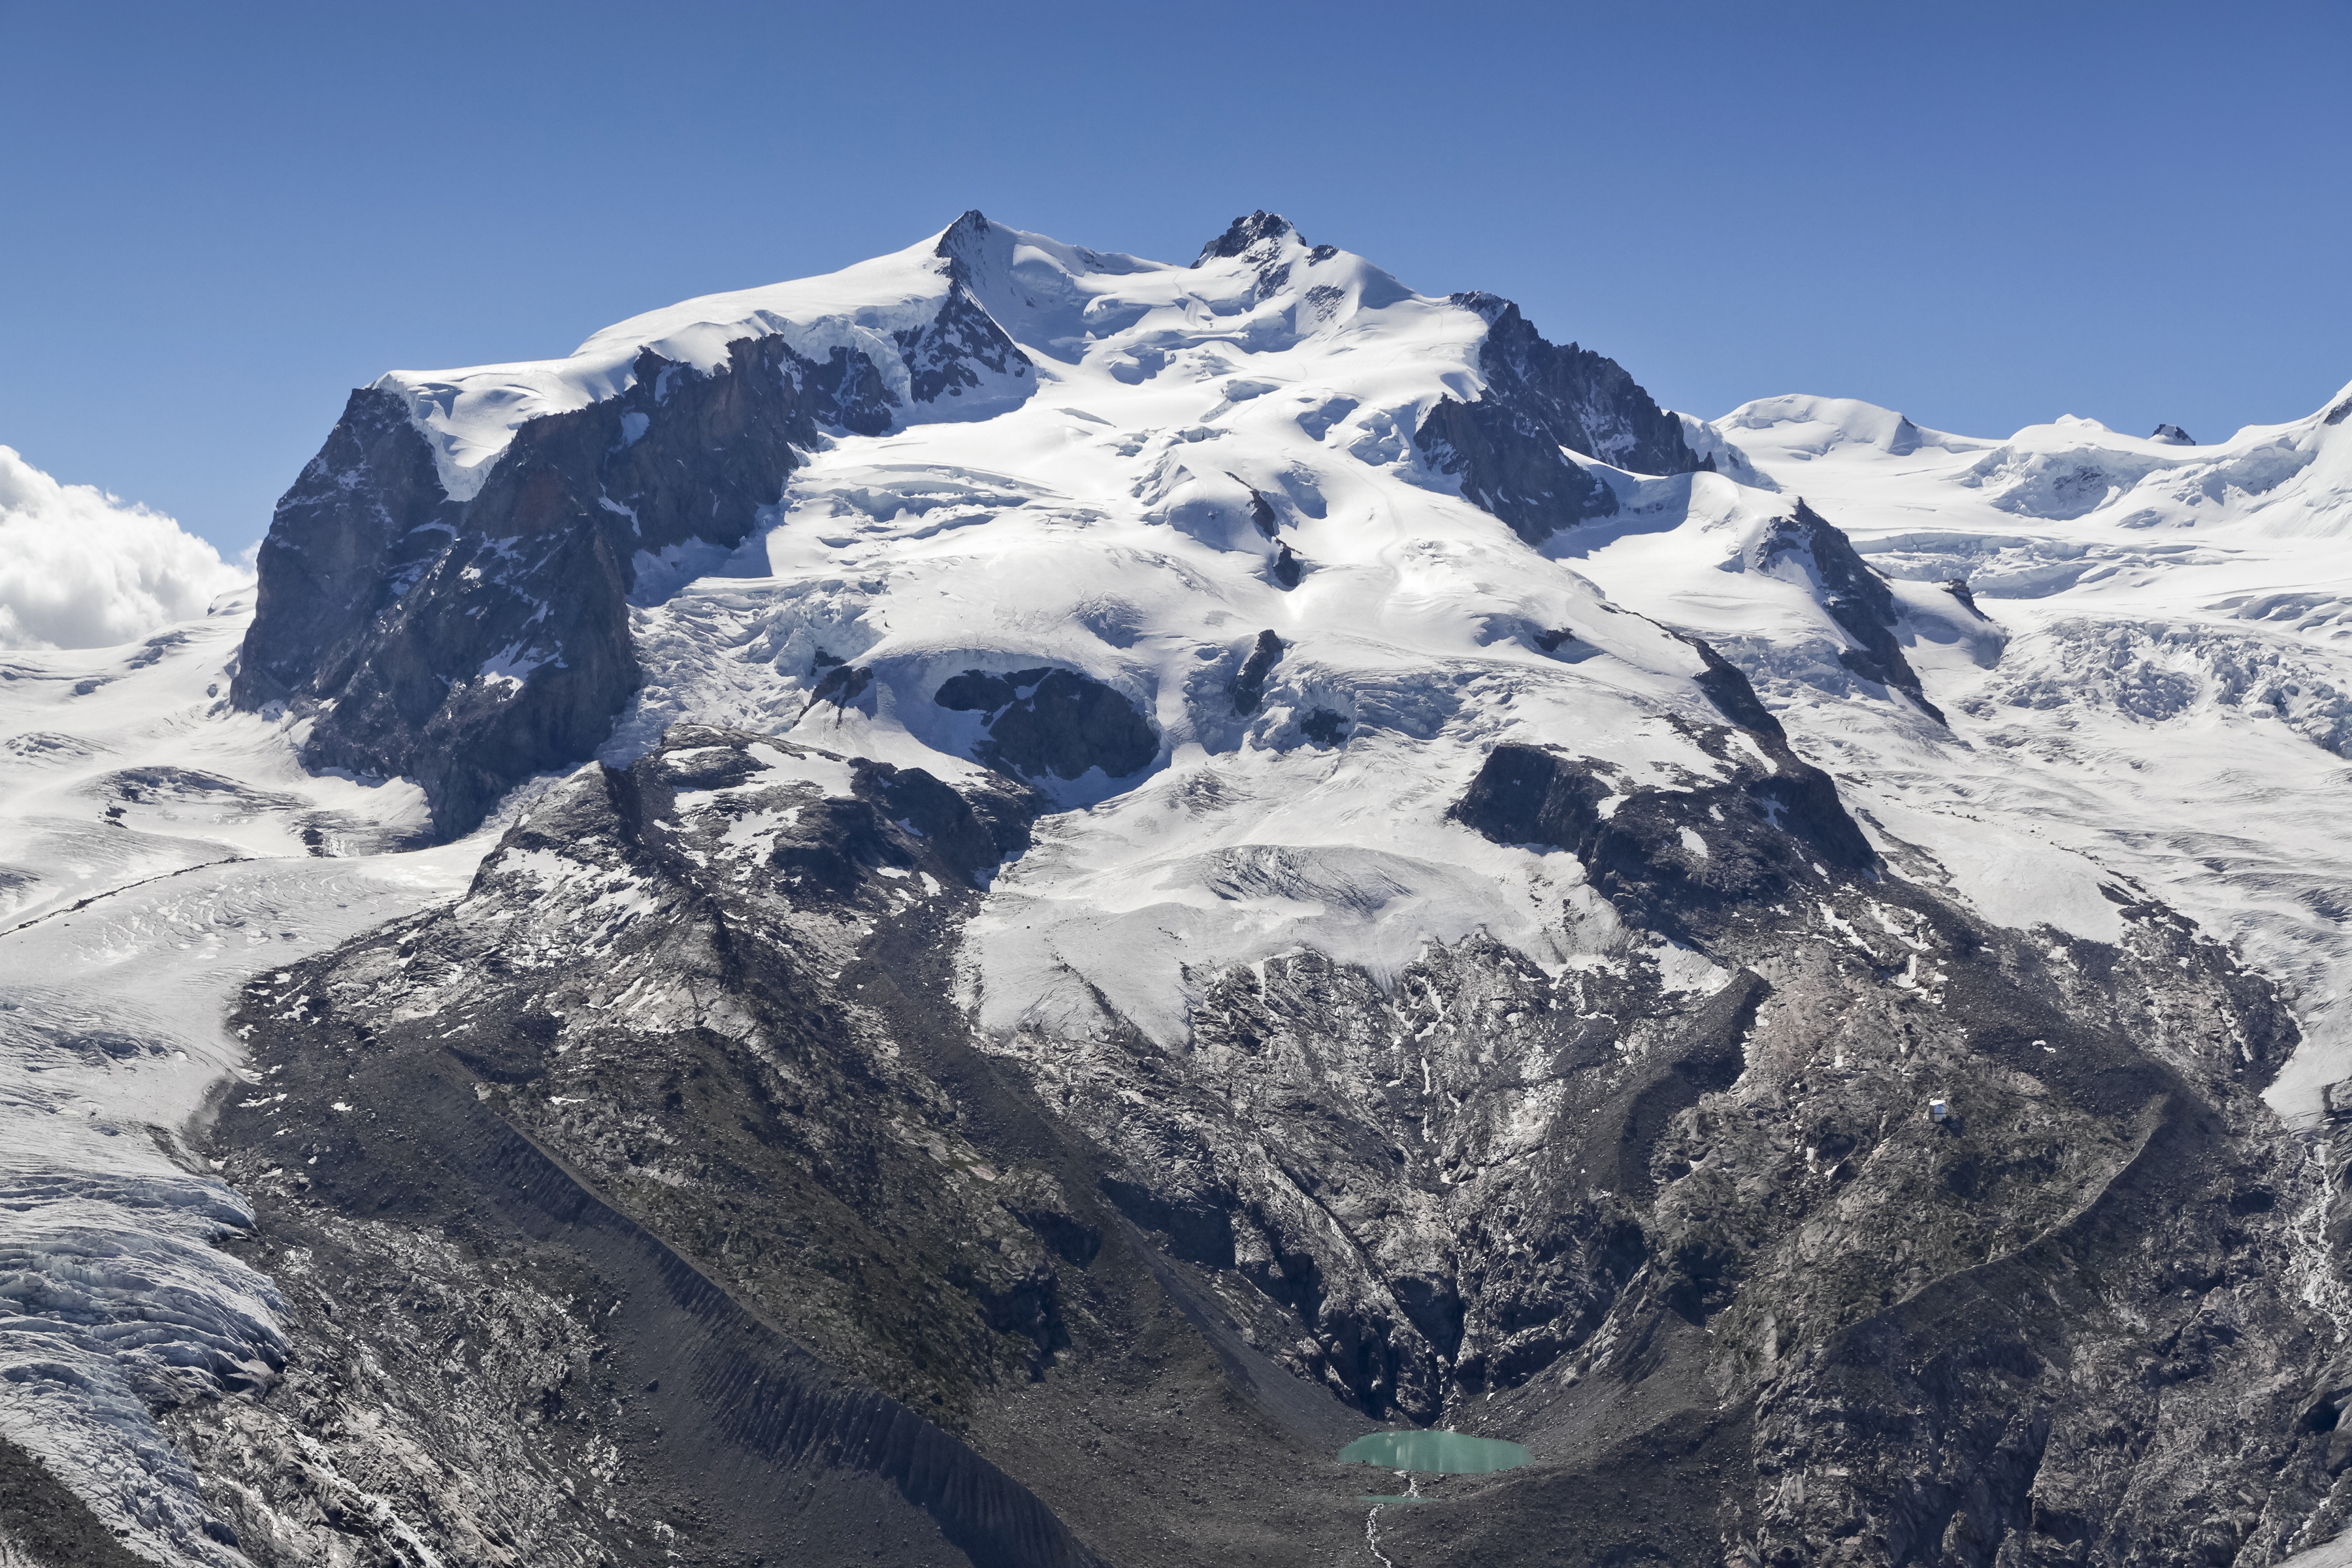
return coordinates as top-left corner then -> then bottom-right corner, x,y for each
1588,384 -> 2352,1122
5,212 -> 2352,1568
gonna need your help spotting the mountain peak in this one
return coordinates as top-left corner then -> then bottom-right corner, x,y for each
933,208 -> 995,275
2150,421 -> 2196,444
1194,209 -> 1300,266
1449,289 -> 1518,327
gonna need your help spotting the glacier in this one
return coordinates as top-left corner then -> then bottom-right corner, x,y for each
2,209 -> 2349,1566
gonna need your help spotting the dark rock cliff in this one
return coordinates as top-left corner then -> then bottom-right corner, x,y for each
1193,210 -> 1321,302
228,387 -> 464,715
1197,211 -> 1298,265
1416,292 -> 1705,544
1455,638 -> 1876,947
934,667 -> 1158,783
917,210 -> 1038,400
233,243 -> 1032,841
230,342 -> 856,838
1229,631 -> 1284,716
1758,498 -> 1946,723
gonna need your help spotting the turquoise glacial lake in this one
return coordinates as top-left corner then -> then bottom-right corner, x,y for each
1338,1429 -> 1533,1475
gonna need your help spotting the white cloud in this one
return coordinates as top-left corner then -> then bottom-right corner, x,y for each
0,446 -> 250,651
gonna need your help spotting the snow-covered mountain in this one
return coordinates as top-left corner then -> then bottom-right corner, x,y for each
5,210 -> 2352,1568
1616,387 -> 2352,1119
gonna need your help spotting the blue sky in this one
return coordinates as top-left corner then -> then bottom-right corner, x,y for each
4,0 -> 2347,556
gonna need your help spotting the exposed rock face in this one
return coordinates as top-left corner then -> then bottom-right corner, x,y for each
1225,473 -> 1281,539
966,652 -> 2329,1565
181,728 -> 1368,1566
1190,210 -> 1327,302
916,211 -> 1038,400
1416,292 -> 1704,543
233,255 -> 1032,841
1230,631 -> 1284,715
1450,717 -> 1873,947
1298,707 -> 1348,745
231,342 -> 858,837
934,667 -> 1158,783
1405,672 -> 2329,1568
227,388 -> 461,717
1197,211 -> 1299,266
1757,499 -> 1946,723
2151,423 -> 2196,444
174,696 -> 2352,1568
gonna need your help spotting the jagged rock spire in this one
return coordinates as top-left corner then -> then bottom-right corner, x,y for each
1195,210 -> 1299,266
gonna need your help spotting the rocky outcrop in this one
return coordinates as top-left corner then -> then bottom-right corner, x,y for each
915,212 -> 1037,400
1450,730 -> 1871,948
182,725 -> 1410,1567
967,653 -> 2329,1564
233,268 -> 1032,841
1454,642 -> 1875,944
1757,499 -> 1946,723
231,338 -> 862,836
177,695 -> 2350,1567
1416,293 -> 1704,544
935,667 -> 1158,783
189,730 -> 1083,1562
227,387 -> 461,715
1197,211 -> 1298,266
1230,630 -> 1284,715
1225,473 -> 1281,539
1370,671 -> 2325,1568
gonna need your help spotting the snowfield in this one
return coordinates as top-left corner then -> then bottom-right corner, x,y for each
1593,388 -> 2352,1118
3,210 -> 2348,1563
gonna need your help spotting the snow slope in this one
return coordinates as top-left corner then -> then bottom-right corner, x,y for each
274,207 -> 2352,1135
585,218 -> 2352,1124
592,215 -> 1754,1053
1574,387 -> 2352,1119
373,218 -> 1112,502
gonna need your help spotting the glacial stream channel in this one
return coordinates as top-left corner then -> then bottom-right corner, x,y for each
1339,1430 -> 1532,1565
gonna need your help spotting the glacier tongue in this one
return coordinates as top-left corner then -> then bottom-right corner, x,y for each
0,604 -> 490,1565
0,1139 -> 281,1568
